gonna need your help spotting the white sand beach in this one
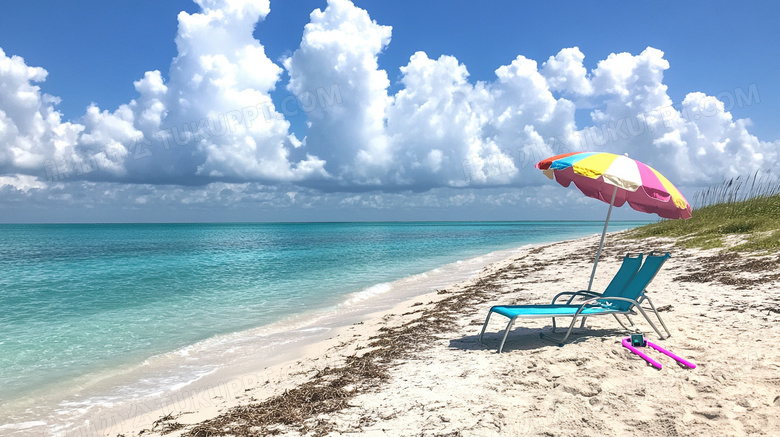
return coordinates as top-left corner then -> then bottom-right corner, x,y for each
104,231 -> 780,437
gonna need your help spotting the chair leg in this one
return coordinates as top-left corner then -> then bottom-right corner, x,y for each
612,314 -> 631,332
556,316 -> 580,345
633,305 -> 667,340
642,296 -> 672,338
541,317 -> 579,346
478,311 -> 494,344
498,317 -> 517,353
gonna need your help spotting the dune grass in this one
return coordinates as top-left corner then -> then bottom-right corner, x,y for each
624,170 -> 780,252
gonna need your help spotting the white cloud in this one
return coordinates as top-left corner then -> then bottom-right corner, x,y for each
540,47 -> 593,96
0,173 -> 47,192
284,1 -> 581,191
1,0 -> 328,186
570,47 -> 778,184
0,48 -> 84,173
168,0 -> 327,182
285,0 -> 392,186
387,52 -> 502,188
0,0 -> 778,220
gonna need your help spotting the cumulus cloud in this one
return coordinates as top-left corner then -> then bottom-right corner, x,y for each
285,0 -> 393,186
564,47 -> 777,184
0,174 -> 46,192
284,0 -> 577,190
163,0 -> 327,182
0,47 -> 84,173
386,52 -> 500,188
0,0 -> 778,216
540,47 -> 593,96
284,1 -> 776,192
1,0 -> 328,187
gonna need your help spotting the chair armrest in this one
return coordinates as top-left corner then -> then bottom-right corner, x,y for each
551,290 -> 602,305
579,296 -> 641,311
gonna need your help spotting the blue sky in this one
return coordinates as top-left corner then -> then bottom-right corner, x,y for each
0,0 -> 777,222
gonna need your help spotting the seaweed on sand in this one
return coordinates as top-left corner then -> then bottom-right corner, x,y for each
179,259 -> 517,436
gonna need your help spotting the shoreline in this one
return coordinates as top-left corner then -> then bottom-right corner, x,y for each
7,228 -> 780,436
119,230 -> 779,437
1,241 -> 544,437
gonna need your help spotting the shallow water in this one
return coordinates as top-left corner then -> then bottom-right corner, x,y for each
0,221 -> 646,435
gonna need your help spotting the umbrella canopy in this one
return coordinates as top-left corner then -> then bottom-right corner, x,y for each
535,151 -> 692,290
536,151 -> 692,219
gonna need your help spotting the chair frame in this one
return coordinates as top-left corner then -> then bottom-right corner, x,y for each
478,252 -> 672,353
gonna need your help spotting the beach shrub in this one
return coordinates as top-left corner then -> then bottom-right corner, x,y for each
625,171 -> 780,252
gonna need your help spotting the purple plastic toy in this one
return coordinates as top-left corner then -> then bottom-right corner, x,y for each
621,337 -> 696,370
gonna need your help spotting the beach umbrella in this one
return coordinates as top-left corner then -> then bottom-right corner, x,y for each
535,151 -> 692,290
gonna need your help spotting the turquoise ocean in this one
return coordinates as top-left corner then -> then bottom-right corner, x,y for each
0,222 -> 646,435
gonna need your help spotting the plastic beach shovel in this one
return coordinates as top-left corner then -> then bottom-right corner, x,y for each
621,338 -> 696,370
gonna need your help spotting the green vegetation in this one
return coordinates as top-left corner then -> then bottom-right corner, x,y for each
625,171 -> 780,252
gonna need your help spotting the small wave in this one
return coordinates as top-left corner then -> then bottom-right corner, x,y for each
341,282 -> 393,306
152,367 -> 219,394
0,421 -> 47,431
295,326 -> 330,334
54,364 -> 219,418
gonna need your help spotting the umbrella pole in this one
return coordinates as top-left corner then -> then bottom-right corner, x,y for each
588,186 -> 618,291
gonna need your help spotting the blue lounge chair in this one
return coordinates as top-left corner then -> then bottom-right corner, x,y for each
549,252 -> 644,306
478,252 -> 645,352
479,252 -> 672,353
549,252 -> 643,331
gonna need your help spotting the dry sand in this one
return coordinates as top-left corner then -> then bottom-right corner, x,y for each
113,231 -> 780,437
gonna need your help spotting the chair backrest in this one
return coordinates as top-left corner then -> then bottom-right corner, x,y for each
606,252 -> 671,311
600,253 -> 643,298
